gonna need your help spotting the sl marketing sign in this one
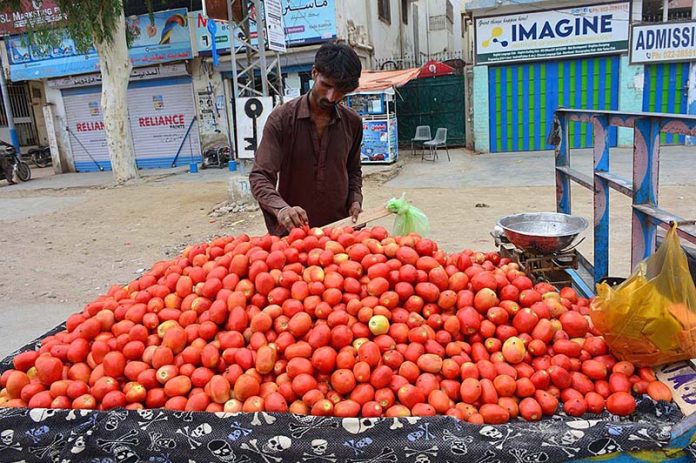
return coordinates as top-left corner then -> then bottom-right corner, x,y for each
475,2 -> 629,64
631,21 -> 696,63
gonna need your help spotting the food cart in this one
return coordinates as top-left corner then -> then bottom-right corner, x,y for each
346,68 -> 421,165
346,89 -> 399,164
4,108 -> 696,463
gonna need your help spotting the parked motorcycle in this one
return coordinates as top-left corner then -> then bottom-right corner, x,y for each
28,146 -> 52,168
0,141 -> 31,184
201,145 -> 231,169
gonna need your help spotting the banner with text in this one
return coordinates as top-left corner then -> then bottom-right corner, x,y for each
475,2 -> 629,64
631,21 -> 696,63
7,8 -> 192,81
0,0 -> 63,34
193,0 -> 335,55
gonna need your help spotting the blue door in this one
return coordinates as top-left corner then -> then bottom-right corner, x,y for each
488,56 -> 620,153
642,62 -> 689,145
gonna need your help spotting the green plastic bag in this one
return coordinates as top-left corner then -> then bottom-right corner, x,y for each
386,193 -> 430,236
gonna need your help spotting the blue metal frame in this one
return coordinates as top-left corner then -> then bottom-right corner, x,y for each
553,109 -> 696,293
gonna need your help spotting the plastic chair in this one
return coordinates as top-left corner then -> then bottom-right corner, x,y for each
422,128 -> 450,161
410,126 -> 431,156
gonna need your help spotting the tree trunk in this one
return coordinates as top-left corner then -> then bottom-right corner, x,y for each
94,10 -> 137,183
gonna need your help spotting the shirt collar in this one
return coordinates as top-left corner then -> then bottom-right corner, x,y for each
298,92 -> 342,122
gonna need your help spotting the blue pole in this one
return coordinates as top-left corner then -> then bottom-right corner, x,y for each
592,115 -> 610,284
0,58 -> 19,152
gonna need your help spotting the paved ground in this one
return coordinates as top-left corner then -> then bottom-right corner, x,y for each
1,146 -> 694,358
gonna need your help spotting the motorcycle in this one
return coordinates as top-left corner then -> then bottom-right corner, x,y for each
28,146 -> 52,168
0,141 -> 31,183
201,145 -> 231,169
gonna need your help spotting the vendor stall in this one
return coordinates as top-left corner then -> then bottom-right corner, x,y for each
346,89 -> 398,164
346,68 -> 420,165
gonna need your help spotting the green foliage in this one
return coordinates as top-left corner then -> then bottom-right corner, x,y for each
0,0 -> 158,52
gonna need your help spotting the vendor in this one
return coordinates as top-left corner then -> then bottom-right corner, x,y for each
249,42 -> 364,236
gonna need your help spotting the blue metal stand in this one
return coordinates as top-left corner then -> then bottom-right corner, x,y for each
553,109 -> 696,292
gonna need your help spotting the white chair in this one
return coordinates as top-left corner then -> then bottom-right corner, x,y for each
422,128 -> 450,161
410,126 -> 431,156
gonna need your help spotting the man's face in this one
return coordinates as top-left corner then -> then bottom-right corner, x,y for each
311,68 -> 349,111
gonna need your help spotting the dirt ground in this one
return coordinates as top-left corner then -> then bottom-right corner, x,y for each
1,148 -> 695,356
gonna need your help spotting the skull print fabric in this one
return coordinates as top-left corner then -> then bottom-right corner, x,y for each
0,400 -> 687,463
0,325 -> 692,463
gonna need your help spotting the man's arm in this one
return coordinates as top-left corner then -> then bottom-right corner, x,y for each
346,117 -> 364,208
249,111 -> 290,216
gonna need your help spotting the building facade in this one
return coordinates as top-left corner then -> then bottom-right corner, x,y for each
0,1 -> 468,171
466,0 -> 695,153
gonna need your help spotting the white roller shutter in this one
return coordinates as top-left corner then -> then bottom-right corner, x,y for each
61,75 -> 201,171
127,76 -> 201,168
62,87 -> 109,172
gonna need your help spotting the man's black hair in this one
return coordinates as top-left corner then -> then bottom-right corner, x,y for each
313,42 -> 362,93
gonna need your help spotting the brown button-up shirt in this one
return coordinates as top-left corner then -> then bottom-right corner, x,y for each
249,93 -> 363,235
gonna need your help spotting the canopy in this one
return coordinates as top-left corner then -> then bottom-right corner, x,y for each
353,68 -> 421,93
418,60 -> 455,78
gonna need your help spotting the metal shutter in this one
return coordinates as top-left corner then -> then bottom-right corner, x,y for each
642,62 -> 689,145
62,86 -> 109,172
488,56 -> 620,153
127,76 -> 201,168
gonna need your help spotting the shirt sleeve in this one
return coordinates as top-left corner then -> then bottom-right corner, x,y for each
346,116 -> 363,206
249,109 -> 291,215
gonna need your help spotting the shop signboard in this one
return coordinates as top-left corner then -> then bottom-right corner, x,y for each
46,63 -> 188,89
0,0 -> 64,34
264,0 -> 286,52
630,20 -> 696,64
361,118 -> 396,164
475,2 -> 629,64
283,0 -> 336,46
7,8 -> 192,81
193,0 -> 335,54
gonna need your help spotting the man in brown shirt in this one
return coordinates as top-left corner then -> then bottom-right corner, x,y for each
249,42 -> 363,235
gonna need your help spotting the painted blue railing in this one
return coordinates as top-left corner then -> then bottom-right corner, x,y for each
553,109 -> 696,291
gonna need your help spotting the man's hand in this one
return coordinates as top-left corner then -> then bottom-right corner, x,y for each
277,206 -> 308,230
349,201 -> 362,223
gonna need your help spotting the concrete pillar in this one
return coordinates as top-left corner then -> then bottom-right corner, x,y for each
618,54 -> 644,147
472,64 -> 490,153
43,84 -> 75,173
190,58 -> 231,152
42,104 -> 63,174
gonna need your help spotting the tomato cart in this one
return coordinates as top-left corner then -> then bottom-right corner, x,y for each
3,111 -> 696,462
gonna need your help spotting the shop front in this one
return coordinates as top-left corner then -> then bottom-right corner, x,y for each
50,65 -> 200,172
472,2 -> 631,153
4,7 -> 202,172
630,20 -> 696,145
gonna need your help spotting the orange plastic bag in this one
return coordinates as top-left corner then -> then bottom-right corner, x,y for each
591,224 -> 696,366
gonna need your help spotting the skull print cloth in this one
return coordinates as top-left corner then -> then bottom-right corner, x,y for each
0,325 -> 692,463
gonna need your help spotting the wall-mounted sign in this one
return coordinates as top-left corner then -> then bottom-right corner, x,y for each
236,97 -> 274,159
7,8 -> 192,81
47,63 -> 188,89
0,0 -> 64,34
475,2 -> 630,64
264,0 -> 287,52
630,20 -> 696,63
193,0 -> 335,55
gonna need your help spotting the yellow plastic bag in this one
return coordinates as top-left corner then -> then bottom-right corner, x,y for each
591,224 -> 696,366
